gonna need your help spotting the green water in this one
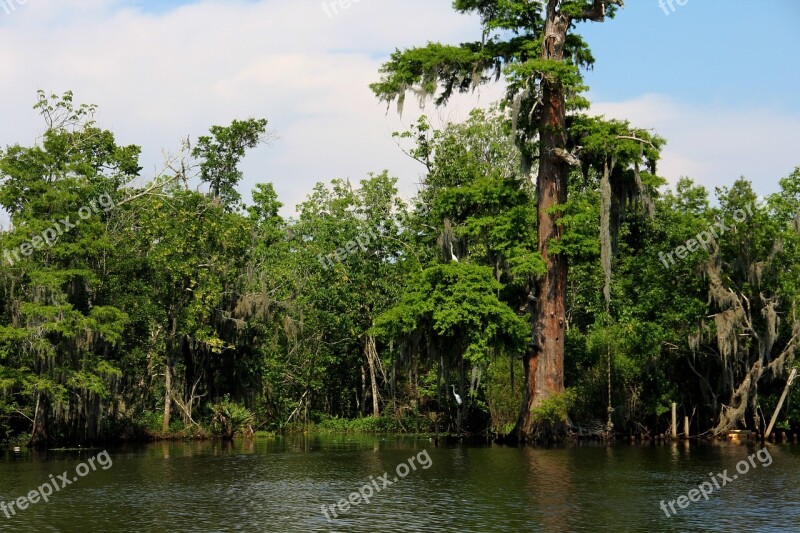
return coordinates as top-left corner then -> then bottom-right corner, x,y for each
0,436 -> 798,532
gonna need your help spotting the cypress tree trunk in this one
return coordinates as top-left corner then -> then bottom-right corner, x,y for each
514,4 -> 571,442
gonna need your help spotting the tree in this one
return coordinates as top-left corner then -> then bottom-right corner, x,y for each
192,118 -> 270,208
0,91 -> 137,448
375,263 -> 529,432
702,179 -> 799,435
119,186 -> 251,433
387,109 -> 542,432
292,173 -> 413,418
372,0 -> 624,441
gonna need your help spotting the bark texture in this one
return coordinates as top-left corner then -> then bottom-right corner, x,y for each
514,5 -> 570,441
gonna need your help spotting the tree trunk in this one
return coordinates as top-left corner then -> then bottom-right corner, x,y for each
513,5 -> 570,442
29,391 -> 49,450
162,311 -> 177,433
360,364 -> 367,416
365,335 -> 380,417
162,355 -> 173,433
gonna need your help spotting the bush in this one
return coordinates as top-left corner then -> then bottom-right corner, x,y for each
315,413 -> 412,434
141,412 -> 165,433
531,389 -> 577,427
209,396 -> 255,439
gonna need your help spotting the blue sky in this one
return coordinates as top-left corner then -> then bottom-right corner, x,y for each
0,0 -> 797,219
124,0 -> 198,13
580,0 -> 800,110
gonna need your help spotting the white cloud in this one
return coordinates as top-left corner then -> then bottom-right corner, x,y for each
0,0 -> 496,216
0,0 -> 795,224
590,94 -> 800,195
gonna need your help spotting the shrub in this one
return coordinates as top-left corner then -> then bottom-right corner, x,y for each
531,389 -> 577,427
209,396 -> 255,439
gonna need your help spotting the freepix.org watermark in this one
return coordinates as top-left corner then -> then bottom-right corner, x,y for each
3,193 -> 116,265
1,450 -> 113,519
317,203 -> 428,270
659,447 -> 772,518
659,0 -> 688,16
659,202 -> 757,269
1,0 -> 27,16
321,449 -> 432,521
321,0 -> 370,19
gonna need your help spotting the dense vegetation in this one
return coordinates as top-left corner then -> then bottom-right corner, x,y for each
0,89 -> 797,448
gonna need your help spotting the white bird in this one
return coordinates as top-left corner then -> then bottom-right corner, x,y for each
449,242 -> 459,263
451,385 -> 462,405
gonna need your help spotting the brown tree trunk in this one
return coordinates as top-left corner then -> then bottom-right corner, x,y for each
162,310 -> 177,433
29,391 -> 49,450
365,335 -> 380,417
513,5 -> 570,442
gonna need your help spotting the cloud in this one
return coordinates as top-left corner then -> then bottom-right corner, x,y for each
590,95 -> 800,195
0,0 -> 795,224
0,0 -> 498,216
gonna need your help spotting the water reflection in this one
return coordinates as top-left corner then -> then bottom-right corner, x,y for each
0,438 -> 797,532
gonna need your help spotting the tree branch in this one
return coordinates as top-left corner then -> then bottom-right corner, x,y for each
551,147 -> 581,167
615,135 -> 657,150
115,140 -> 193,208
581,1 -> 624,22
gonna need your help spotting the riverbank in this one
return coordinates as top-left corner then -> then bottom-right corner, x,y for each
4,410 -> 799,451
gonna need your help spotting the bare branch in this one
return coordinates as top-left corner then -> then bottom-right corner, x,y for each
115,174 -> 184,209
551,147 -> 581,167
615,135 -> 657,150
115,138 -> 194,208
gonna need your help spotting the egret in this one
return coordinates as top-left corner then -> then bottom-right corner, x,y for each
451,385 -> 462,405
449,242 -> 459,263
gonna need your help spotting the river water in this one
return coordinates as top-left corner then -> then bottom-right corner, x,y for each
1,435 -> 798,532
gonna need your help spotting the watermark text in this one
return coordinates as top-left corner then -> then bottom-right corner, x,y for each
659,447 -> 772,518
321,449 -> 432,521
1,450 -> 113,519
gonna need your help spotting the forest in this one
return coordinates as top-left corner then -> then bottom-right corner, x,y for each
0,90 -> 796,449
0,1 -> 798,450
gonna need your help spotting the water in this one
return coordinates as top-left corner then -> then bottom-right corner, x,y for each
0,436 -> 798,532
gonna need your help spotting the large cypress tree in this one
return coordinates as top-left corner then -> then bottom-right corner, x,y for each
371,0 -> 626,441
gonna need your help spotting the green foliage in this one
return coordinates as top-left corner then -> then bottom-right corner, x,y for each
192,118 -> 269,207
0,87 -> 798,448
531,389 -> 577,426
372,0 -> 622,132
315,411 -> 426,434
375,262 -> 528,365
210,396 -> 255,439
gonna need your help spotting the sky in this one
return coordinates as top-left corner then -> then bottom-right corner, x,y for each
0,0 -> 798,218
